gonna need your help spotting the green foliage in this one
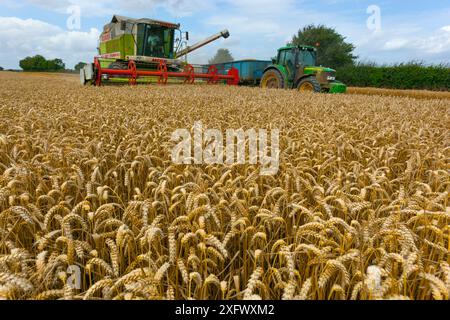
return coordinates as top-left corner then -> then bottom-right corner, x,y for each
337,62 -> 450,90
209,49 -> 234,64
290,24 -> 356,68
19,55 -> 66,72
0,66 -> 3,71
74,62 -> 87,71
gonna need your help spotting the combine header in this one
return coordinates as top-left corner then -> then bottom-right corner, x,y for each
81,15 -> 239,86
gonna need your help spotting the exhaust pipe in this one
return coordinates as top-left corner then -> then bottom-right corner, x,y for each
176,30 -> 230,59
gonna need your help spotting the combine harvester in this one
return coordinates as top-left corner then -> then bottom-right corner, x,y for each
80,15 -> 239,86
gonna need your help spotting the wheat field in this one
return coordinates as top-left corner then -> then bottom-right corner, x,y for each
0,72 -> 449,300
347,87 -> 450,100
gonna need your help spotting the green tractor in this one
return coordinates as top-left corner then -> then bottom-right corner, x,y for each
260,45 -> 347,93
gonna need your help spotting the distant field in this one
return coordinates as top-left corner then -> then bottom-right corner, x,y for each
0,72 -> 449,300
4,72 -> 450,98
348,87 -> 450,100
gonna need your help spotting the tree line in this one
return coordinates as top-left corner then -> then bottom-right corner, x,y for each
19,55 -> 65,72
17,55 -> 86,72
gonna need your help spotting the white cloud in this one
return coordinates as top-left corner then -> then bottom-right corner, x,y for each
205,16 -> 282,37
380,26 -> 450,56
199,0 -> 333,61
383,39 -> 409,50
441,25 -> 450,33
224,0 -> 298,15
23,0 -> 211,18
0,17 -> 100,69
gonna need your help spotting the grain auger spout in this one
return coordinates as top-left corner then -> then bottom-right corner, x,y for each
175,30 -> 230,59
80,16 -> 239,86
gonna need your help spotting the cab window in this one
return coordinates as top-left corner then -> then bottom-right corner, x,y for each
278,50 -> 286,65
300,50 -> 316,66
279,49 -> 295,78
285,50 -> 295,69
145,25 -> 165,57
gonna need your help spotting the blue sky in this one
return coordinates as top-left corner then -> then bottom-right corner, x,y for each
1,0 -> 449,69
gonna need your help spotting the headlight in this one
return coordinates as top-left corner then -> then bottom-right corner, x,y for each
327,76 -> 336,81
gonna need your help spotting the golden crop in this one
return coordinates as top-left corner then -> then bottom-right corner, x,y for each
348,87 -> 450,100
0,72 -> 449,300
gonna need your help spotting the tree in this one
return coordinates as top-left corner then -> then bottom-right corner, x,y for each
0,66 -> 3,71
290,24 -> 357,68
19,55 -> 65,71
49,58 -> 65,71
209,49 -> 234,64
74,62 -> 87,71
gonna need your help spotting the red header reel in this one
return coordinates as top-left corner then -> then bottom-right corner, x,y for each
92,58 -> 240,87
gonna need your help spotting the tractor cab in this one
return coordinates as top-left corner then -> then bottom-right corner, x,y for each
261,44 -> 347,93
275,45 -> 317,68
274,45 -> 318,85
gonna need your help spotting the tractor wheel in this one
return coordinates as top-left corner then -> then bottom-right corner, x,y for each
260,69 -> 285,89
297,77 -> 321,93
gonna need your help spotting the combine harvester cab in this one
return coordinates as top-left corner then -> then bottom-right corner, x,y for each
80,15 -> 239,86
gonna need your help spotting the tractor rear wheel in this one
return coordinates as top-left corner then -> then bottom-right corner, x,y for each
297,77 -> 321,93
260,69 -> 285,89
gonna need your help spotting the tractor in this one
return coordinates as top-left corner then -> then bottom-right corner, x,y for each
260,45 -> 347,93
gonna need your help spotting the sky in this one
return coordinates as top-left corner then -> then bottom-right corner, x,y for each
0,0 -> 449,69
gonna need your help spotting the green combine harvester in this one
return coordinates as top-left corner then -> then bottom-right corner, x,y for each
80,15 -> 239,86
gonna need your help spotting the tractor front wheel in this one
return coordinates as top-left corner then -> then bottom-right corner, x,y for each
260,69 -> 285,89
297,77 -> 321,93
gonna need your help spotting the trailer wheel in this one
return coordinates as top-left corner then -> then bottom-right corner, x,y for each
297,77 -> 321,93
261,69 -> 285,89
